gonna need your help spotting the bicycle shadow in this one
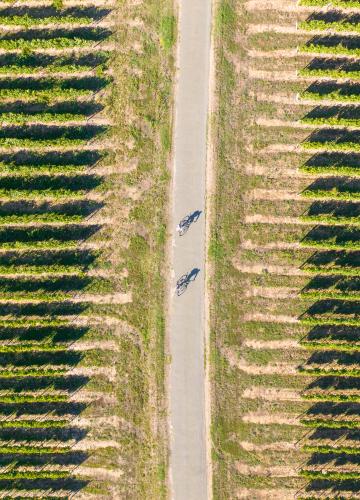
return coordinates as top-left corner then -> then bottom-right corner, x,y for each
177,210 -> 202,236
176,268 -> 200,296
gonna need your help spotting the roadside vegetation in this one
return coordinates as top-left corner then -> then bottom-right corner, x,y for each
0,0 -> 175,497
210,0 -> 360,498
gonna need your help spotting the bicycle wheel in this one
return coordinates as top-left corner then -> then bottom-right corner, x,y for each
179,224 -> 190,236
176,274 -> 188,287
176,283 -> 188,296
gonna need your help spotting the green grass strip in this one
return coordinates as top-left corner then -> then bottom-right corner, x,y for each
300,165 -> 360,176
0,38 -> 93,50
300,239 -> 360,250
304,317 -> 360,326
0,264 -> 83,274
301,418 -> 360,428
297,497 -> 359,500
0,189 -> 87,200
303,265 -> 360,275
0,318 -> 69,328
0,394 -> 68,403
299,68 -> 360,80
0,419 -> 67,428
303,141 -> 360,152
0,164 -> 87,175
0,213 -> 84,224
301,116 -> 360,127
300,291 -> 360,300
0,240 -> 78,250
300,215 -> 360,225
0,445 -> 70,454
300,43 -> 360,58
0,343 -> 67,353
303,392 -> 360,402
300,339 -> 360,351
300,0 -> 360,6
0,292 -> 71,301
299,366 -> 360,377
0,88 -> 91,101
0,368 -> 67,378
0,15 -> 92,26
301,469 -> 360,479
0,138 -> 86,148
302,188 -> 360,200
304,446 -> 360,455
300,19 -> 360,33
0,64 -> 93,75
0,113 -> 87,124
0,470 -> 69,479
301,90 -> 360,102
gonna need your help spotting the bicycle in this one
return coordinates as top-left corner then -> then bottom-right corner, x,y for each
175,268 -> 200,296
177,216 -> 191,236
176,210 -> 202,237
176,273 -> 189,296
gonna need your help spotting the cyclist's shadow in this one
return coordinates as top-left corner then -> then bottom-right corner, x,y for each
176,268 -> 200,296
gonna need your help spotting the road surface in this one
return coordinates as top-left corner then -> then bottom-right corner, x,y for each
168,0 -> 212,499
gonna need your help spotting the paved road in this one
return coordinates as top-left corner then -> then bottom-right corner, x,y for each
168,1 -> 212,499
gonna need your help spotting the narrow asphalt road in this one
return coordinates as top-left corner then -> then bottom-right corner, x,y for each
168,1 -> 212,499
